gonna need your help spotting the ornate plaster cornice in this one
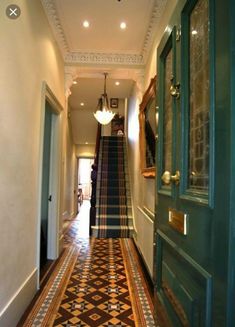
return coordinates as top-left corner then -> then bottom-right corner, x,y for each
65,67 -> 78,98
41,0 -> 166,66
40,0 -> 69,55
65,52 -> 144,66
141,0 -> 167,56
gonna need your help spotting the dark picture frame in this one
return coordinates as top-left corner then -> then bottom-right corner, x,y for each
110,98 -> 119,108
139,75 -> 156,178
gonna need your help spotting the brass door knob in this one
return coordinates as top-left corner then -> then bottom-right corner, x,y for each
170,76 -> 180,99
161,171 -> 171,185
161,170 -> 180,185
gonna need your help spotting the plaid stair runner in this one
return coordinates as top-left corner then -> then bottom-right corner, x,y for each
94,136 -> 132,238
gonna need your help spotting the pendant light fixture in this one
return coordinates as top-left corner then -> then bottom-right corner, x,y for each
93,73 -> 115,125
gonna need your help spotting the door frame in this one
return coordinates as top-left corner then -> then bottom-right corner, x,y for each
36,82 -> 63,286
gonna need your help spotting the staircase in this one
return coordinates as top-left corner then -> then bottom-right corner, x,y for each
92,136 -> 133,238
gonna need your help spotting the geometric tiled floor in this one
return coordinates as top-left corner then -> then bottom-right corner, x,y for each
21,203 -> 158,326
54,238 -> 136,326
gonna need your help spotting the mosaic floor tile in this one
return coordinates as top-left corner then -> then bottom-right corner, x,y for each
22,215 -> 157,327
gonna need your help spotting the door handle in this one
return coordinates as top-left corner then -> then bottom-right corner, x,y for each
161,170 -> 180,185
170,76 -> 180,99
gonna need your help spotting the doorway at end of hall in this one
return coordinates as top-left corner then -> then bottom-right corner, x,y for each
77,158 -> 94,208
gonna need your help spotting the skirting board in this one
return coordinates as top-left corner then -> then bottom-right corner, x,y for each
0,269 -> 38,327
135,206 -> 154,278
133,235 -> 153,280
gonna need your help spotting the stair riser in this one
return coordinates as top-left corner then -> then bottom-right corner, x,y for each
97,206 -> 132,215
99,185 -> 130,191
97,218 -> 128,226
96,198 -> 131,206
99,173 -> 126,179
99,230 -> 129,238
98,207 -> 128,215
99,189 -> 130,196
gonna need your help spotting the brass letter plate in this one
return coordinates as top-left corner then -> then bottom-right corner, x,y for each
168,208 -> 188,235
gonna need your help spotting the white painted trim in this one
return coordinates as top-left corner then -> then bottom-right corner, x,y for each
132,237 -> 153,279
137,206 -> 155,223
36,82 -> 63,286
124,132 -> 136,232
0,269 -> 37,327
47,110 -> 61,260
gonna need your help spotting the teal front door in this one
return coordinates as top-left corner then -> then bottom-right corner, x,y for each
154,0 -> 234,326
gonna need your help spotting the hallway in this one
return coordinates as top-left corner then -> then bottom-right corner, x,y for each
1,0 -> 235,325
20,201 -> 156,327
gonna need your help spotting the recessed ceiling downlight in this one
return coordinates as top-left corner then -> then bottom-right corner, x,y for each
83,20 -> 90,28
120,22 -> 127,29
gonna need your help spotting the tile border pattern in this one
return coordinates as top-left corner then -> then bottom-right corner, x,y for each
23,246 -> 78,327
121,239 -> 158,327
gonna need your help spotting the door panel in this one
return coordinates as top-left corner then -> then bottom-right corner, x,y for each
181,0 -> 211,203
158,29 -> 176,198
163,46 -> 173,178
40,103 -> 52,268
187,0 -> 210,193
158,230 -> 212,327
155,0 -> 214,325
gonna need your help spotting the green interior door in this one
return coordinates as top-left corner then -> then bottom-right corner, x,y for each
155,0 -> 214,325
40,102 -> 52,269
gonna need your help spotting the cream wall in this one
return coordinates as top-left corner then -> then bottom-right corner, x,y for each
127,85 -> 155,276
76,144 -> 95,158
62,116 -> 77,222
0,0 -> 69,325
126,0 -> 178,277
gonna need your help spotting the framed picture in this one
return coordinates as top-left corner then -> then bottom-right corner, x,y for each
110,98 -> 119,108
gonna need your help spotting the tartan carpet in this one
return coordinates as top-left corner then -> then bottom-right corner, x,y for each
96,136 -> 130,238
21,217 -> 157,327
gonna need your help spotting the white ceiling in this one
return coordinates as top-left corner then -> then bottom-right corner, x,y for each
55,0 -> 156,55
41,0 -> 167,145
69,77 -> 134,111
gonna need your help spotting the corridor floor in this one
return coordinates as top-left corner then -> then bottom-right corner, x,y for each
21,201 -> 157,327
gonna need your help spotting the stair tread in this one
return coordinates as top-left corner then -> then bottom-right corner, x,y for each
97,205 -> 129,208
97,215 -> 131,218
92,225 -> 131,229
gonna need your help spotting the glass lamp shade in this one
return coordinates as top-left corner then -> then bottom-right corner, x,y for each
93,73 -> 115,125
93,108 -> 115,125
